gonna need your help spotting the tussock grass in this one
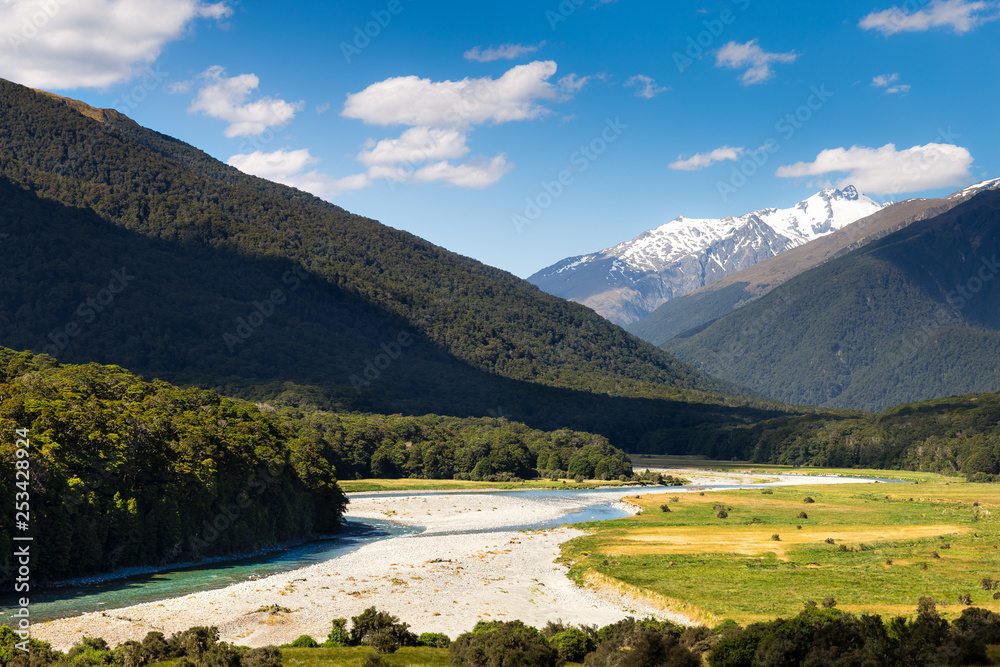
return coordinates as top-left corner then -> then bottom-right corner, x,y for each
563,473 -> 1000,624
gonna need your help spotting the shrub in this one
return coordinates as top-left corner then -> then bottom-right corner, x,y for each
822,597 -> 837,609
349,608 -> 417,651
798,512 -> 808,519
450,620 -> 558,667
761,490 -> 773,495
803,497 -> 815,504
141,632 -> 171,660
417,632 -> 451,648
982,577 -> 996,591
770,534 -> 780,541
660,504 -> 671,512
168,627 -> 220,661
958,593 -> 973,605
717,509 -> 728,519
287,635 -> 319,648
548,628 -> 594,662
326,618 -> 350,647
825,538 -> 835,545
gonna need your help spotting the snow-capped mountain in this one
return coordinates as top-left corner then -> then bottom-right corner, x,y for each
528,186 -> 885,326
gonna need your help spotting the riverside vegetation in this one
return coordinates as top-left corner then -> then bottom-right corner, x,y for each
5,600 -> 1000,666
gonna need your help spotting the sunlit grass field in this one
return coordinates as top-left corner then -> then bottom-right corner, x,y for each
563,473 -> 1000,625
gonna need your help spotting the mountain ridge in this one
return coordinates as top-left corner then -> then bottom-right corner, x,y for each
528,187 -> 884,326
628,179 -> 1000,345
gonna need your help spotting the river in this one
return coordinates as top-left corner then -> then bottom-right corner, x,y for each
3,471 -> 896,626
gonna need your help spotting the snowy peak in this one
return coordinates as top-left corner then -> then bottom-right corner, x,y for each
528,187 -> 885,326
948,177 -> 1000,200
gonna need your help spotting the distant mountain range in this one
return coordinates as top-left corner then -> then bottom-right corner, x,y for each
662,187 -> 1000,411
628,178 -> 1000,346
528,187 -> 884,326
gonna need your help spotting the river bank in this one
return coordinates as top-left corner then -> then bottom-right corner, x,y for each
30,471 -> 883,649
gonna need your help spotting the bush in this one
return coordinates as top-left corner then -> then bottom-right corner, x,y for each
417,632 -> 451,648
770,534 -> 780,541
588,619 -> 699,667
822,597 -> 837,609
326,618 -> 350,647
548,628 -> 594,662
717,510 -> 728,519
450,620 -> 559,667
287,635 -> 319,648
798,512 -> 808,519
660,504 -> 671,512
168,627 -> 220,661
349,608 -> 417,651
803,497 -> 815,504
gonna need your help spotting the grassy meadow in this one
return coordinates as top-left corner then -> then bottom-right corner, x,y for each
562,473 -> 1000,625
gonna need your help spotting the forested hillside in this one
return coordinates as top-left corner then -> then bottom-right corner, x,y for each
0,78 -> 793,450
664,190 -> 1000,411
0,347 -> 347,584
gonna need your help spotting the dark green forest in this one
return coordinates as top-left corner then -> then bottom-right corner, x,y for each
0,347 -> 634,584
664,191 -> 1000,411
0,347 -> 347,583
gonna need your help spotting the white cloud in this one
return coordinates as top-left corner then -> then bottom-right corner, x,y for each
557,73 -> 591,96
715,39 -> 798,85
775,143 -> 974,195
464,42 -> 545,62
0,0 -> 230,89
624,74 -> 668,99
859,0 -> 999,34
670,146 -> 745,171
227,150 -> 370,198
871,73 -> 911,94
411,155 -> 513,188
342,61 -> 561,128
356,127 -> 470,167
189,66 -> 302,137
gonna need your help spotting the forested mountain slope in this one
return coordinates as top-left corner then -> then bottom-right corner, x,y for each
664,190 -> 1000,410
0,78 -> 787,449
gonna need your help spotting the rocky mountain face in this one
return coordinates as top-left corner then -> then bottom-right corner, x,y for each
528,187 -> 884,326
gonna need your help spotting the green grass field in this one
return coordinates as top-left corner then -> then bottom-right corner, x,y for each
562,473 -> 1000,625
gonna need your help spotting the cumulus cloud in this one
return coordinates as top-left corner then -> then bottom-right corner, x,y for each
342,61 -> 560,128
464,42 -> 545,62
859,0 -> 999,35
411,155 -> 513,188
670,146 -> 745,171
337,61 -> 584,192
356,127 -> 470,167
715,39 -> 798,85
871,73 -> 911,94
228,149 -> 371,198
625,75 -> 668,99
189,66 -> 302,137
0,0 -> 230,89
775,143 -> 974,195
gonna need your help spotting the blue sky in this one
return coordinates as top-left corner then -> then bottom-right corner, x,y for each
1,0 -> 998,277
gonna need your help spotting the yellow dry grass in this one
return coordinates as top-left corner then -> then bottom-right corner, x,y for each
607,524 -> 969,559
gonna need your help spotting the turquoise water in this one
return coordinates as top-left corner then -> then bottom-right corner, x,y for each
1,519 -> 418,624
2,477 -> 898,624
